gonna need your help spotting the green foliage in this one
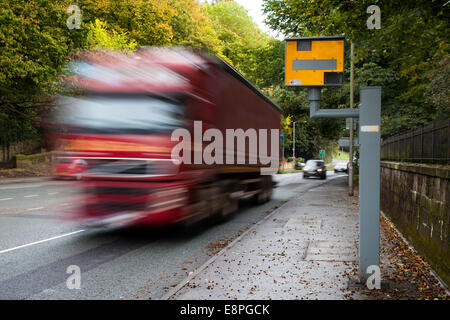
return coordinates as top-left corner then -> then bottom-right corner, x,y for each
86,19 -> 137,51
0,0 -> 86,147
426,54 -> 450,119
169,0 -> 222,54
81,0 -> 176,46
202,0 -> 270,79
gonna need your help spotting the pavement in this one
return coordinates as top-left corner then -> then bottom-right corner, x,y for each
167,176 -> 359,300
166,176 -> 450,300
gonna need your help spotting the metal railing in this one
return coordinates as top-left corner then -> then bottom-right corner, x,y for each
380,119 -> 450,165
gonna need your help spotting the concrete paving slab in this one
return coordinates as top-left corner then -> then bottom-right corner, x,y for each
305,240 -> 357,261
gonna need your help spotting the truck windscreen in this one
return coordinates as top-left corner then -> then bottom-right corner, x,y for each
55,95 -> 184,134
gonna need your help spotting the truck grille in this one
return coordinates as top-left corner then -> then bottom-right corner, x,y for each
78,158 -> 178,177
87,186 -> 149,214
89,160 -> 150,175
88,202 -> 146,214
95,187 -> 148,195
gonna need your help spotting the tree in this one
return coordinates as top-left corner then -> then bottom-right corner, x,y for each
0,0 -> 86,154
81,0 -> 176,46
426,54 -> 450,119
202,0 -> 270,80
169,0 -> 223,55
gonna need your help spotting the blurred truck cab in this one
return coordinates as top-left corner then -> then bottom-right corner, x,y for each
47,48 -> 281,228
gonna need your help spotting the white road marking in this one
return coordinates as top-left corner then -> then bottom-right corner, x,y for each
0,198 -> 13,201
26,207 -> 45,211
24,195 -> 39,198
48,192 -> 58,195
0,184 -> 43,190
0,230 -> 85,255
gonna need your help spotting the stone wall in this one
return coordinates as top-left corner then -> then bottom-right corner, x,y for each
0,139 -> 42,165
15,152 -> 52,175
380,161 -> 449,285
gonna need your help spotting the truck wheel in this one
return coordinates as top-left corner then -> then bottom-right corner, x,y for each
265,176 -> 273,201
183,184 -> 216,229
254,176 -> 272,204
218,180 -> 239,222
219,197 -> 238,222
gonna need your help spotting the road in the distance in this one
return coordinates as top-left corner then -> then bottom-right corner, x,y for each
0,171 -> 345,299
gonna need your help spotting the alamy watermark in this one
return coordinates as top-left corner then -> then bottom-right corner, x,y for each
66,5 -> 81,30
66,265 -> 81,289
367,5 -> 381,30
366,265 -> 381,289
171,121 -> 280,175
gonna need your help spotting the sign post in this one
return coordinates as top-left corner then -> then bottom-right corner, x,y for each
349,42 -> 355,197
358,87 -> 381,282
292,122 -> 296,159
280,132 -> 285,172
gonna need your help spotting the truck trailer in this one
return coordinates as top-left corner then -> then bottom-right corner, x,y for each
49,47 -> 281,227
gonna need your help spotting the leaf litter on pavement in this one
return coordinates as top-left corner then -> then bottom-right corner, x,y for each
345,215 -> 449,300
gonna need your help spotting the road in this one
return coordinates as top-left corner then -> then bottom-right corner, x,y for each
0,171 -> 345,299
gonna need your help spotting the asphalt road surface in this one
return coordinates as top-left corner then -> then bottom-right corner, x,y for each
0,171 -> 345,299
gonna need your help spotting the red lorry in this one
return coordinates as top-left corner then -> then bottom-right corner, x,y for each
50,47 -> 281,227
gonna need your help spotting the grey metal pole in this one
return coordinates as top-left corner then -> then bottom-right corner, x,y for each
349,42 -> 355,196
358,86 -> 381,283
293,122 -> 295,159
308,87 -> 359,119
308,87 -> 321,117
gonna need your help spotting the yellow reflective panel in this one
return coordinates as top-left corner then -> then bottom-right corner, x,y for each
285,37 -> 344,87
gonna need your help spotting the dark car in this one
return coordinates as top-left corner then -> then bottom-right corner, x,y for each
303,160 -> 326,179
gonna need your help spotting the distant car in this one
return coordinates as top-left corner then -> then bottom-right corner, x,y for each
53,158 -> 88,180
334,162 -> 348,173
295,162 -> 305,170
303,160 -> 326,179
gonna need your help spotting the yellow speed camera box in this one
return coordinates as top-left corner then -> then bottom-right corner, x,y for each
285,36 -> 345,87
